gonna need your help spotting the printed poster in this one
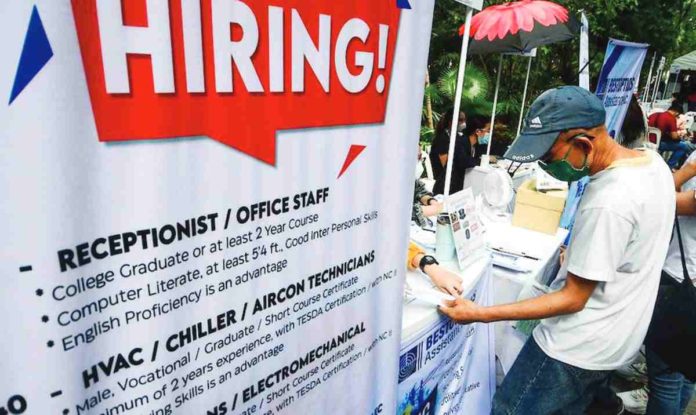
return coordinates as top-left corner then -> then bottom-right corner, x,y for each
0,1 -> 436,414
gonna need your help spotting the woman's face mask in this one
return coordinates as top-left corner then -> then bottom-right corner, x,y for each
477,133 -> 491,145
538,134 -> 592,182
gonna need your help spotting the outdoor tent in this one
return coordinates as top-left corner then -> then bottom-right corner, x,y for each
663,49 -> 696,101
673,50 -> 696,71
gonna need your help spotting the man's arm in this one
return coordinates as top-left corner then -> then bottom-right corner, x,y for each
441,207 -> 627,324
439,272 -> 598,323
677,190 -> 696,216
673,159 -> 696,216
673,158 -> 696,190
669,115 -> 680,140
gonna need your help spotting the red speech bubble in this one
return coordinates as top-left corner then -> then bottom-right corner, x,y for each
71,0 -> 400,164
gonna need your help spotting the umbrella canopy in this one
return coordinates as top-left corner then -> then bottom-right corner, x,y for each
459,0 -> 580,55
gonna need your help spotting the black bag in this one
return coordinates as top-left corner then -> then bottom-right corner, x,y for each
644,217 -> 696,382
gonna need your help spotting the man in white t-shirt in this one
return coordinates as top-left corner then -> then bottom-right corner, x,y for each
440,86 -> 675,414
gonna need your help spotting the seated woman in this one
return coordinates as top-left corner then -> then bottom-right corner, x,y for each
406,242 -> 462,296
429,108 -> 466,195
430,111 -> 490,195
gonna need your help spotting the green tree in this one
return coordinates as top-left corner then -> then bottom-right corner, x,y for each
422,0 -> 696,147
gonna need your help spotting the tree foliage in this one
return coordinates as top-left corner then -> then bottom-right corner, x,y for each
422,0 -> 696,147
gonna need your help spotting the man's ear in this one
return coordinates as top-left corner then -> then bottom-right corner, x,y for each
573,134 -> 594,154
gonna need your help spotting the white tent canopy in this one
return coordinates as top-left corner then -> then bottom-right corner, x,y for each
672,50 -> 696,71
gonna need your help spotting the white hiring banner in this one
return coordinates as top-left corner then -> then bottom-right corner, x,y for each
0,1 -> 435,414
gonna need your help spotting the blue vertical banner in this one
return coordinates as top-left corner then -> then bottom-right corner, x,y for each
559,39 -> 648,242
595,39 -> 649,139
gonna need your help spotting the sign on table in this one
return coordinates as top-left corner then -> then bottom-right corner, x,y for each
448,189 -> 487,270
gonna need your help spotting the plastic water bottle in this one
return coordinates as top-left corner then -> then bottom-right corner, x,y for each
435,213 -> 456,262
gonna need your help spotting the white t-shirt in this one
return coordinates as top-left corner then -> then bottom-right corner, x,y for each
663,151 -> 696,283
533,150 -> 675,371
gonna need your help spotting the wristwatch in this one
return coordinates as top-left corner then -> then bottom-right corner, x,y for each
419,255 -> 439,272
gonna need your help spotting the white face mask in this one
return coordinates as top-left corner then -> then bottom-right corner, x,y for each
415,161 -> 425,179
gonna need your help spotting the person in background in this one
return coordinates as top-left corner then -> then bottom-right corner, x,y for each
467,115 -> 492,163
671,92 -> 681,105
618,95 -> 648,149
439,86 -> 675,414
407,242 -> 462,296
412,179 -> 443,227
650,104 -> 689,169
688,87 -> 696,112
618,155 -> 696,415
677,114 -> 696,156
430,108 -> 468,195
430,111 -> 490,195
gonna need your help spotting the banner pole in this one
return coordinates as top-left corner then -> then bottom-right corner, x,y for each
651,69 -> 659,103
651,67 -> 662,104
651,57 -> 664,104
516,56 -> 533,138
485,55 -> 504,158
661,70 -> 670,100
443,7 -> 473,199
579,11 -> 590,90
642,52 -> 656,103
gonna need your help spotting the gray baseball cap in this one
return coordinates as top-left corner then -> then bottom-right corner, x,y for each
504,86 -> 606,162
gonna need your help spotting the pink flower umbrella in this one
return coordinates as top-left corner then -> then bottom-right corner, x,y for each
459,0 -> 580,55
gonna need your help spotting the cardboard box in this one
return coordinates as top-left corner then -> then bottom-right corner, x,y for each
512,179 -> 568,235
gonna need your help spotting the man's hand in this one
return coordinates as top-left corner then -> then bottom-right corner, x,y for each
439,297 -> 482,323
423,265 -> 462,296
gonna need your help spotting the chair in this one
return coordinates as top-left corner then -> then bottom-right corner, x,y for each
685,112 -> 696,133
647,127 -> 673,162
647,127 -> 662,148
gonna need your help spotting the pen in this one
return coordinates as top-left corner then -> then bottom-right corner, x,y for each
491,246 -> 539,261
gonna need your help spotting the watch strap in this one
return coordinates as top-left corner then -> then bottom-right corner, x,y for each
419,255 -> 439,272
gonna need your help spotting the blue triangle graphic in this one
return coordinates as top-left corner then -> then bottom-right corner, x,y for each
9,5 -> 53,105
397,0 -> 412,9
